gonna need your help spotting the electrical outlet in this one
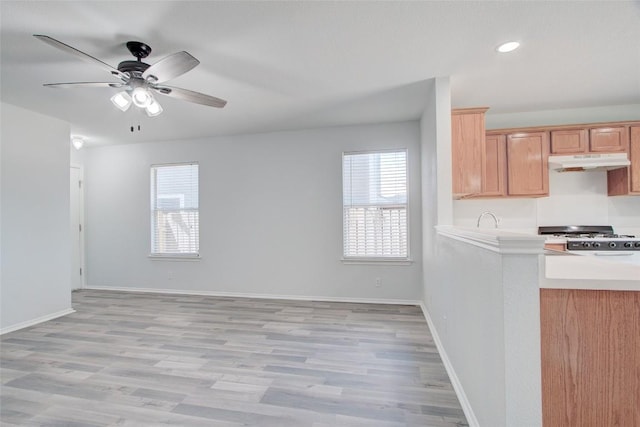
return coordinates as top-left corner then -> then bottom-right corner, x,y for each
375,277 -> 381,287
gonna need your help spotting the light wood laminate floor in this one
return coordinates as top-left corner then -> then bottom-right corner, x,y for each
1,290 -> 468,426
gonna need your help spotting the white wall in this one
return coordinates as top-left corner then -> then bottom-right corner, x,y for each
428,233 -> 542,427
84,122 -> 423,301
70,141 -> 86,166
453,171 -> 613,231
0,102 -> 72,332
420,77 -> 451,306
609,196 -> 640,235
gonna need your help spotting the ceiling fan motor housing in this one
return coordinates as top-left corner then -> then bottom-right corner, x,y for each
117,60 -> 150,74
118,41 -> 152,75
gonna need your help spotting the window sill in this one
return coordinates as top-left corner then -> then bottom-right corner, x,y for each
341,258 -> 413,266
149,254 -> 201,262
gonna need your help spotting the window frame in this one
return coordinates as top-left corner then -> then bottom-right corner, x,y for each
341,148 -> 411,264
149,162 -> 200,260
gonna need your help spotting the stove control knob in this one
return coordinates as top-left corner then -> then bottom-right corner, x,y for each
592,242 -> 601,248
624,242 -> 633,248
609,242 -> 617,248
635,242 -> 640,248
582,242 -> 591,248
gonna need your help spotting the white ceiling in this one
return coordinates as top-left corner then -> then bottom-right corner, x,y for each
1,1 -> 639,146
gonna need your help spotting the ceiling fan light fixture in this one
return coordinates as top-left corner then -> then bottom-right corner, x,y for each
145,99 -> 163,117
111,91 -> 132,111
131,87 -> 153,108
71,136 -> 84,150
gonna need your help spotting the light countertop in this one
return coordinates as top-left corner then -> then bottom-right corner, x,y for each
437,225 -> 640,291
542,252 -> 640,291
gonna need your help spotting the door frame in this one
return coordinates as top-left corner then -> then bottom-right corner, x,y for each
70,164 -> 86,289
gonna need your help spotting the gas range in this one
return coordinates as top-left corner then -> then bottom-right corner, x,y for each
538,225 -> 640,252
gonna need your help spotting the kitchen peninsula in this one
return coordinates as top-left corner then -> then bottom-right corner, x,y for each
429,226 -> 639,427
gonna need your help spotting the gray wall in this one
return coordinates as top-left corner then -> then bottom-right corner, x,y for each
84,121 -> 423,301
1,102 -> 72,332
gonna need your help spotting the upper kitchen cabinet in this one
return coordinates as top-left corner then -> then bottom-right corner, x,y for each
506,131 -> 549,197
550,129 -> 588,154
451,107 -> 489,198
454,115 -> 638,199
550,126 -> 628,154
608,125 -> 640,196
590,126 -> 628,152
482,134 -> 507,196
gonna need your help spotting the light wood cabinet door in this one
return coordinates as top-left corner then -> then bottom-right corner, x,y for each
607,126 -> 639,195
550,129 -> 587,154
506,132 -> 549,196
589,126 -> 628,152
482,134 -> 506,196
451,108 -> 487,197
541,289 -> 640,427
607,167 -> 628,195
630,126 -> 640,193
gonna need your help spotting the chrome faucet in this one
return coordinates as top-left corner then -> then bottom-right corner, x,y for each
477,211 -> 500,228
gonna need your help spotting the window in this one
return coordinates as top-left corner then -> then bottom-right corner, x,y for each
342,149 -> 408,259
150,163 -> 199,257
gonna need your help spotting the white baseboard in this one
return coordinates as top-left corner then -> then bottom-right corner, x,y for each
419,302 -> 480,427
0,308 -> 76,335
84,286 -> 422,306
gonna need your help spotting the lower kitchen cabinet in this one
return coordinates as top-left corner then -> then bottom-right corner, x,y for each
608,125 -> 640,195
540,289 -> 640,427
506,131 -> 549,196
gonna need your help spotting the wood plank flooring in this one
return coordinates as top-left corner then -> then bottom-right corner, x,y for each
1,290 -> 468,426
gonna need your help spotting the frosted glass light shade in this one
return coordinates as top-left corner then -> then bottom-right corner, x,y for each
111,91 -> 132,111
131,87 -> 152,108
146,99 -> 163,117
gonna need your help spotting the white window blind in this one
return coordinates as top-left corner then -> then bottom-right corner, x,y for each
151,163 -> 199,256
343,150 -> 408,259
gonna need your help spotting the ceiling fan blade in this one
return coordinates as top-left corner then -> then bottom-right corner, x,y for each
143,51 -> 200,83
34,34 -> 126,80
43,82 -> 126,89
153,85 -> 227,108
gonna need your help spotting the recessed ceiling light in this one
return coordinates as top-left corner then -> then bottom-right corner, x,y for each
496,41 -> 520,53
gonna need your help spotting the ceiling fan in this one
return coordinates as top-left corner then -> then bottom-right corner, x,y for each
34,35 -> 227,117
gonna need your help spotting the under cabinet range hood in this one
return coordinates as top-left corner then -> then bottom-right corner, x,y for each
548,153 -> 630,172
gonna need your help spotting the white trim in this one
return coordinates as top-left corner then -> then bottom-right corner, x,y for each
419,302 -> 480,427
148,254 -> 201,262
150,161 -> 198,168
341,258 -> 413,266
150,162 -> 199,256
84,286 -> 421,306
436,225 -> 545,254
70,164 -> 85,289
342,148 -> 410,260
0,308 -> 75,335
